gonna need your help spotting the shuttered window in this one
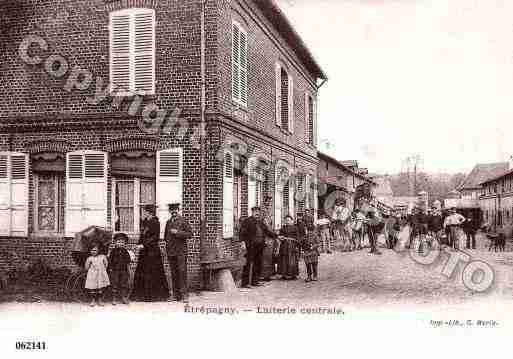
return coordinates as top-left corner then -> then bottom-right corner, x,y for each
247,159 -> 257,214
156,149 -> 183,238
110,8 -> 155,95
223,151 -> 234,238
305,93 -> 315,145
65,151 -> 107,237
0,152 -> 28,237
276,64 -> 294,133
232,21 -> 248,106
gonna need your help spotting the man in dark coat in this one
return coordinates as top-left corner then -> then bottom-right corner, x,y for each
366,207 -> 383,255
164,203 -> 193,302
240,206 -> 277,288
463,215 -> 478,250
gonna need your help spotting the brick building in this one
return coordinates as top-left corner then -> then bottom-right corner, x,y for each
0,0 -> 326,289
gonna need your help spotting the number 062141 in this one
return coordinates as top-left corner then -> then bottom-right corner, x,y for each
15,341 -> 46,350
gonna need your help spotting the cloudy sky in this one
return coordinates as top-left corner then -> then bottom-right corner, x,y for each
277,0 -> 513,174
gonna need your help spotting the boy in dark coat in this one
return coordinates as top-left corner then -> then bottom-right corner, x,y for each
108,233 -> 132,305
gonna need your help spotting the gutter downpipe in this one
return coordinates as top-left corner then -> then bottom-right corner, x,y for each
200,0 -> 208,264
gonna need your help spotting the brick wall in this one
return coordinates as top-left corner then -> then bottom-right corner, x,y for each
216,0 -> 319,157
0,0 -> 207,119
0,0 -> 321,291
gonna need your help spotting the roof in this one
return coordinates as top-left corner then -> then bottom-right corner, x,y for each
254,0 -> 327,81
317,152 -> 376,185
457,162 -> 509,190
480,167 -> 513,185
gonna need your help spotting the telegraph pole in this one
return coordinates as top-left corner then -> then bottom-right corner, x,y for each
403,154 -> 423,197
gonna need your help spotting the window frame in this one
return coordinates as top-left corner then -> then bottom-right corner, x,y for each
111,177 -> 156,236
33,172 -> 65,235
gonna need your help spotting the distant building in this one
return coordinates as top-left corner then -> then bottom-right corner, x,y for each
479,168 -> 513,230
317,152 -> 376,214
457,162 -> 509,200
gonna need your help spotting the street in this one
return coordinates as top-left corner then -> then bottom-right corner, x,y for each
2,228 -> 512,313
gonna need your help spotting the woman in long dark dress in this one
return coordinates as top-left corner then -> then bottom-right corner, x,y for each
278,215 -> 300,280
131,206 -> 169,302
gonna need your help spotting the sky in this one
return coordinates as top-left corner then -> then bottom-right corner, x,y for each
277,0 -> 513,175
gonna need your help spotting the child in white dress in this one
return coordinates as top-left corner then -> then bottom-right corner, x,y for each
84,245 -> 110,307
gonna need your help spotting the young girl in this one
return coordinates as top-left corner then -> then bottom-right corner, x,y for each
85,245 -> 110,307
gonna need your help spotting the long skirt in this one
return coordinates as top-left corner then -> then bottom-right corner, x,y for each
278,238 -> 299,278
131,244 -> 169,302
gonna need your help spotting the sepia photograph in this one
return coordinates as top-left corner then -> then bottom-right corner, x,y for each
0,0 -> 511,357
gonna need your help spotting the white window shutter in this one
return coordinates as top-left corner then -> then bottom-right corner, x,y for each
274,169 -> 283,230
0,154 -> 9,236
232,23 -> 241,102
157,148 -> 183,238
10,153 -> 28,237
288,74 -> 294,133
223,151 -> 234,238
313,96 -> 318,146
110,12 -> 131,93
304,93 -> 310,143
66,152 -> 85,236
304,174 -> 310,209
66,151 -> 107,237
83,152 -> 107,229
239,29 -> 248,106
247,159 -> 257,214
274,188 -> 282,230
133,9 -> 155,94
288,176 -> 295,217
313,175 -> 318,219
275,62 -> 282,127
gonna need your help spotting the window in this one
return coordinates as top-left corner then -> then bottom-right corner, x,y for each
113,178 -> 155,234
35,173 -> 65,234
233,169 -> 243,235
275,63 -> 294,133
0,152 -> 28,237
232,21 -> 248,106
223,151 -> 234,238
305,93 -> 315,145
110,8 -> 155,95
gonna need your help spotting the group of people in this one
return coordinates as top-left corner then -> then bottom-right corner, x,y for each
82,193 -> 483,305
240,205 -> 322,286
238,197 -> 392,287
321,198 -> 388,255
83,203 -> 192,307
407,206 -> 479,252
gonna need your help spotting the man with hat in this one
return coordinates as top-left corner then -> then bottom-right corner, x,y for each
240,206 -> 277,288
443,207 -> 466,250
164,202 -> 193,302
